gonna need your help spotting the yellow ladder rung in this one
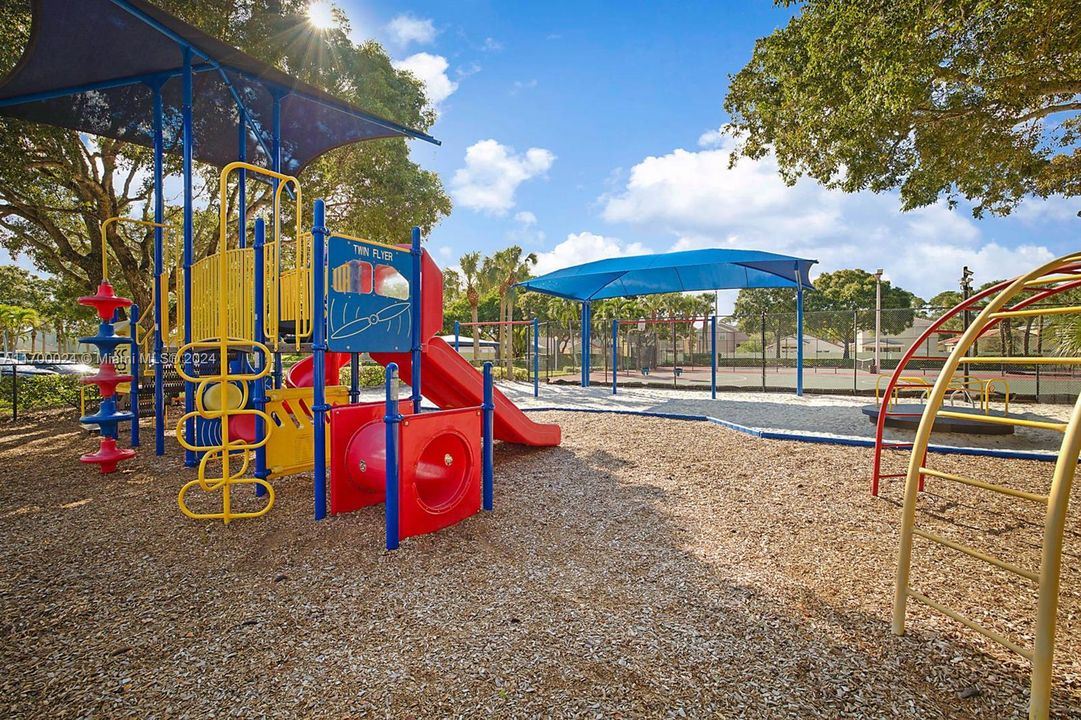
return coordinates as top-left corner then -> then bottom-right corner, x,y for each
936,410 -> 1066,432
913,527 -> 1038,581
919,467 -> 1047,503
907,589 -> 1033,660
957,356 -> 1081,365
990,306 -> 1081,319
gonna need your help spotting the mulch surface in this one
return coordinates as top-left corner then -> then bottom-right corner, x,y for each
1,410 -> 1078,718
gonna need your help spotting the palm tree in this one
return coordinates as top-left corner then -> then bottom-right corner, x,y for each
486,247 -> 537,376
0,304 -> 19,353
459,252 -> 483,362
11,307 -> 39,352
28,311 -> 47,353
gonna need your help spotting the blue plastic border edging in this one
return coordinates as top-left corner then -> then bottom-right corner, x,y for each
518,406 -> 1061,463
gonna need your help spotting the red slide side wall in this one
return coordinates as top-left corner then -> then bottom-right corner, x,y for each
371,338 -> 560,447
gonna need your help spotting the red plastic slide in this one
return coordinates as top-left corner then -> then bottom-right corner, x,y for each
285,352 -> 351,388
371,337 -> 560,447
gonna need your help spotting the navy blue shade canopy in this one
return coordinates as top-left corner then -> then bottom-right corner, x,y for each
516,249 -> 817,301
0,0 -> 439,173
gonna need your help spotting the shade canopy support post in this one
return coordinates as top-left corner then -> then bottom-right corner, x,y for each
711,315 -> 717,400
181,45 -> 195,467
580,302 -> 591,388
270,90 -> 283,389
611,319 -> 618,395
796,277 -> 805,397
237,111 -> 246,248
149,79 -> 165,456
532,317 -> 540,398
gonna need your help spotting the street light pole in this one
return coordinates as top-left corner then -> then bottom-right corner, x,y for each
874,269 -> 883,374
961,265 -> 974,384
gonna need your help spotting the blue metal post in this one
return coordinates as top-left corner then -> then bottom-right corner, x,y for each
151,81 -> 165,456
349,354 -> 359,403
130,304 -> 140,447
580,302 -> 591,388
796,284 -> 805,397
312,200 -> 329,520
384,363 -> 402,549
410,226 -> 423,414
611,319 -> 618,395
271,91 -> 284,389
253,219 -> 268,489
482,362 -> 494,511
182,47 -> 195,467
532,317 -> 539,398
237,113 -> 246,248
710,315 -> 718,399
454,320 -> 460,353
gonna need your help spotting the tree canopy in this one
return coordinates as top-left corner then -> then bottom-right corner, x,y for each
724,0 -> 1081,216
0,0 -> 450,309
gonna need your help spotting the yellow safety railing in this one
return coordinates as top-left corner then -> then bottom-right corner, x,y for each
876,374 -> 1011,415
892,251 -> 1081,720
179,164 -> 309,350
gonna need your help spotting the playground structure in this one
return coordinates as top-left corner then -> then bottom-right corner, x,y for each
887,253 -> 1081,720
872,263 -> 1081,495
154,170 -> 561,545
78,164 -> 561,545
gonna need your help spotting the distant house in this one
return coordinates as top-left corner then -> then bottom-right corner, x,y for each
442,334 -> 498,361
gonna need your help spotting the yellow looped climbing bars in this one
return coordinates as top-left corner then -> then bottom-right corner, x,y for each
172,162 -> 304,524
891,252 -> 1081,720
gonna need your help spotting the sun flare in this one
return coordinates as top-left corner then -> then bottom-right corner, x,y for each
307,1 -> 335,30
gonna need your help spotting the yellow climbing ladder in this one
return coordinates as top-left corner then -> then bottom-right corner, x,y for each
892,252 -> 1081,720
172,163 -> 299,523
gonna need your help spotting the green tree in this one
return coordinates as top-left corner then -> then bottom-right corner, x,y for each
0,0 -> 450,311
806,269 -> 917,358
724,0 -> 1081,217
458,252 -> 485,360
0,304 -> 37,353
442,268 -> 463,305
732,288 -> 797,358
484,247 -> 537,375
0,265 -> 48,308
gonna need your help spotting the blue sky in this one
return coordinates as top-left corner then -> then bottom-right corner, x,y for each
329,0 -> 1078,309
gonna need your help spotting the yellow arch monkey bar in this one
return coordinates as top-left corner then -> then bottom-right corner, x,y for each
892,252 -> 1081,720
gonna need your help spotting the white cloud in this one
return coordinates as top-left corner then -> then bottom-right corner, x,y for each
514,210 -> 537,225
532,232 -> 650,276
600,136 -> 1057,300
450,140 -> 555,215
385,14 -> 436,46
1013,196 -> 1080,223
482,37 -> 504,52
393,53 -> 458,106
697,128 -> 725,148
511,79 -> 538,95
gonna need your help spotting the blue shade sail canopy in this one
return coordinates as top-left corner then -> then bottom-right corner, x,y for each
0,0 -> 439,173
516,249 -> 817,301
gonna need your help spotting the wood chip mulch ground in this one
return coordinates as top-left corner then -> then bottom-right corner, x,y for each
1,410 -> 1079,718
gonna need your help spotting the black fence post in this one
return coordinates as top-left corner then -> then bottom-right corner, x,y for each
852,310 -> 858,396
11,363 -> 18,421
760,312 -> 766,391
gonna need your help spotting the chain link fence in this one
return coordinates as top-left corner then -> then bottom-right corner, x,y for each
511,306 -> 1081,403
